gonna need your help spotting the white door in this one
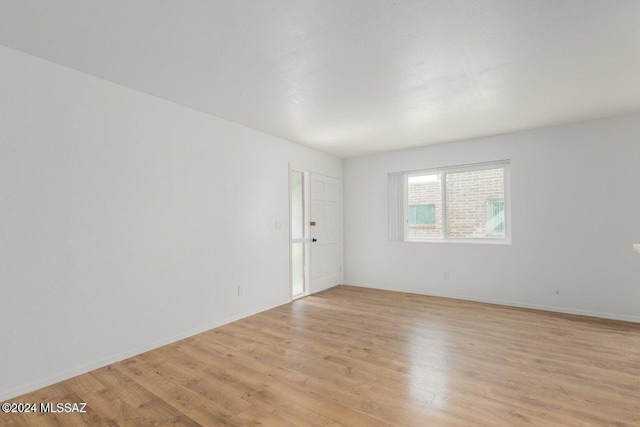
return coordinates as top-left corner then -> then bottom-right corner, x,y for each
309,173 -> 341,293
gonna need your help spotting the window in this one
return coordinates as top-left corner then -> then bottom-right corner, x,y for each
486,198 -> 505,234
389,161 -> 510,243
408,204 -> 436,225
406,173 -> 441,238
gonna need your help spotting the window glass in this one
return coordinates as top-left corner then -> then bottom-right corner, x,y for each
407,174 -> 442,239
292,242 -> 305,297
291,170 -> 304,239
392,161 -> 509,243
408,204 -> 436,225
445,168 -> 505,239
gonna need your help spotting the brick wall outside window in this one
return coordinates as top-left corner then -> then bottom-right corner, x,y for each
408,168 -> 504,239
408,178 -> 442,238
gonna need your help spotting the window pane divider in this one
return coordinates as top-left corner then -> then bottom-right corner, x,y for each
392,160 -> 510,243
441,172 -> 447,240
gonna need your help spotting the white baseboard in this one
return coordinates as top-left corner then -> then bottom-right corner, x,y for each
5,284 -> 637,402
1,298 -> 290,402
345,282 -> 640,324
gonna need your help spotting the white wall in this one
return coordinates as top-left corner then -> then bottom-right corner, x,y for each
344,114 -> 640,322
0,45 -> 341,400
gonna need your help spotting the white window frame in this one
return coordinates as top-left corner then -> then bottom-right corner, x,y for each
402,160 -> 511,244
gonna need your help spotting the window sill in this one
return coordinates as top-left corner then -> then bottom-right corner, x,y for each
404,237 -> 511,245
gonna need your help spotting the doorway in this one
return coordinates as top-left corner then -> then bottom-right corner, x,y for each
290,169 -> 342,299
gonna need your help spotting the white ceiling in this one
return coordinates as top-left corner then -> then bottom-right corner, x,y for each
1,1 -> 640,158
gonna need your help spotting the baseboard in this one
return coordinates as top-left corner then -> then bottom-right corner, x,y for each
1,298 -> 290,402
345,282 -> 640,324
310,284 -> 342,295
5,284 -> 637,401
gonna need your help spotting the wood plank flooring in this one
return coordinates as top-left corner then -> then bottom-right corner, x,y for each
3,285 -> 640,426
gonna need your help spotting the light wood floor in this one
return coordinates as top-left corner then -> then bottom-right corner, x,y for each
3,285 -> 640,426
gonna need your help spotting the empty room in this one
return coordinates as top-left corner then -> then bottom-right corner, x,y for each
1,1 -> 640,426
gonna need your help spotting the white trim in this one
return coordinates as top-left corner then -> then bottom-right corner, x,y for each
0,298 -> 291,402
289,167 -> 310,300
399,159 -> 511,244
288,163 -> 292,301
393,159 -> 511,177
504,161 -> 512,243
345,282 -> 640,324
403,174 -> 409,239
440,170 -> 447,239
406,237 -> 511,245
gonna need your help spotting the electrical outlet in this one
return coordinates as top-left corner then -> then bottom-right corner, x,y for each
238,285 -> 244,296
444,271 -> 450,280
